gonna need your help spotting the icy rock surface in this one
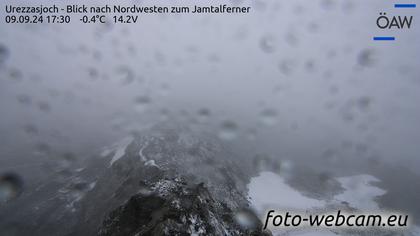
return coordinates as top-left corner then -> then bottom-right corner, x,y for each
74,126 -> 269,235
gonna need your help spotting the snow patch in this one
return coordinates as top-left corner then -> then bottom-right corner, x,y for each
248,171 -> 325,214
335,174 -> 386,210
145,159 -> 159,167
138,140 -> 148,162
101,136 -> 134,166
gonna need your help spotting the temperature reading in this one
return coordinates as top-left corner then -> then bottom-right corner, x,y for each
80,15 -> 106,23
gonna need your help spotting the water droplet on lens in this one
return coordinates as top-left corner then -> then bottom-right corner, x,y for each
318,172 -> 333,185
279,59 -> 295,75
259,34 -> 276,53
307,22 -> 319,33
0,173 -> 23,203
34,142 -> 51,155
285,31 -> 299,47
154,50 -> 166,65
260,109 -> 278,126
116,66 -> 135,85
0,44 -> 9,66
87,67 -> 99,80
207,53 -> 220,63
234,209 -> 260,230
38,101 -> 51,112
159,108 -> 169,121
197,108 -> 211,122
357,96 -> 372,112
159,83 -> 170,96
343,1 -> 355,13
246,128 -> 257,140
323,149 -> 338,163
357,49 -> 376,67
218,120 -> 238,141
9,68 -> 23,81
134,96 -> 151,113
17,94 -> 31,105
23,124 -> 38,135
230,0 -> 245,6
321,0 -> 336,10
305,59 -> 316,72
253,154 -> 281,173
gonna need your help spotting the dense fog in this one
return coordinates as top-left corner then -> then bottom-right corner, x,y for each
0,0 -> 419,235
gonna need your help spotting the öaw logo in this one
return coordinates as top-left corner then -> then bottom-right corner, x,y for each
374,3 -> 416,41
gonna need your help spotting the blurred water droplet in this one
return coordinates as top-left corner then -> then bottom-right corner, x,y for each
253,154 -> 281,173
154,51 -> 166,65
304,59 -> 316,72
355,143 -> 368,154
280,160 -> 293,177
38,101 -> 51,112
260,109 -> 278,126
293,5 -> 305,15
17,94 -> 32,105
357,96 -> 372,112
159,108 -> 169,121
218,120 -> 238,141
343,1 -> 355,13
47,89 -> 60,98
318,172 -> 333,185
234,209 -> 260,230
34,142 -> 51,155
233,27 -> 248,40
92,50 -> 102,61
246,128 -> 257,140
367,155 -> 381,168
134,96 -> 151,113
259,34 -> 276,53
307,22 -> 319,33
9,68 -> 23,81
0,43 -> 9,66
326,49 -> 337,59
207,53 -> 220,63
358,49 -> 377,67
285,31 -> 299,47
158,83 -> 170,96
197,108 -> 211,122
230,0 -> 245,6
253,0 -> 267,11
87,67 -> 99,80
116,66 -> 135,85
321,0 -> 336,10
329,85 -> 339,95
0,173 -> 23,203
323,149 -> 338,163
279,59 -> 295,75
23,124 -> 38,135
62,152 -> 77,163
341,111 -> 354,122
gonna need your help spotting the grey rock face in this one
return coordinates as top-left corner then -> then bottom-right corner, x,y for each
73,126 -> 268,235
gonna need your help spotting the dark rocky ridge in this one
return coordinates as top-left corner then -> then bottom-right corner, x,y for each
71,126 -> 269,235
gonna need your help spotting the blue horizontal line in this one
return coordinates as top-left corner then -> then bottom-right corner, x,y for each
373,37 -> 395,41
394,4 -> 416,8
